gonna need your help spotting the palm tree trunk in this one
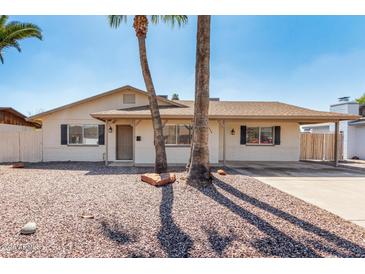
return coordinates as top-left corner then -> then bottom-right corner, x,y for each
186,125 -> 194,171
137,36 -> 168,173
187,15 -> 211,186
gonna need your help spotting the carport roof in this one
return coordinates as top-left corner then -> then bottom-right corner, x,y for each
91,100 -> 360,122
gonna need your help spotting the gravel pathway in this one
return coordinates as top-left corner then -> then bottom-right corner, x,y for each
1,162 -> 365,258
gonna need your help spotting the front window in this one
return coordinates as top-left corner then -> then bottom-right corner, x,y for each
163,124 -> 192,145
68,125 -> 98,145
247,127 -> 259,144
247,127 -> 273,145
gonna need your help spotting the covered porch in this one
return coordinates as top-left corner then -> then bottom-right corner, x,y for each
90,106 -> 358,167
95,117 -> 220,166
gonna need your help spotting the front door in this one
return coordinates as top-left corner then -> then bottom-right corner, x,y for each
116,125 -> 133,160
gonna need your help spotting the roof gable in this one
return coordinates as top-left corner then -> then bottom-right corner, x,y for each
28,85 -> 186,121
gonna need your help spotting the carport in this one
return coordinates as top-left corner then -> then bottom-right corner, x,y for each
228,161 -> 365,228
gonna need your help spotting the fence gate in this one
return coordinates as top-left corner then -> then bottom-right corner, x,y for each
0,130 -> 42,162
300,133 -> 343,161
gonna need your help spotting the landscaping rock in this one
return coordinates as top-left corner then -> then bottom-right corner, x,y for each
141,173 -> 176,186
12,162 -> 25,168
20,222 -> 36,235
217,169 -> 226,175
3,162 -> 365,258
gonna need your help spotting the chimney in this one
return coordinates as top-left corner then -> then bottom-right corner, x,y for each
338,96 -> 350,102
330,96 -> 359,115
209,97 -> 220,101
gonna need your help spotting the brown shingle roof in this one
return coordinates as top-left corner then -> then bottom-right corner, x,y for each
90,100 -> 360,122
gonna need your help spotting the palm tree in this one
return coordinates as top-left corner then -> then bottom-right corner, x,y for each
0,15 -> 42,64
187,16 -> 211,186
108,15 -> 188,173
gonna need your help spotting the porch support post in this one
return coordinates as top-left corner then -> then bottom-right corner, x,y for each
105,120 -> 109,166
223,120 -> 226,166
334,121 -> 339,167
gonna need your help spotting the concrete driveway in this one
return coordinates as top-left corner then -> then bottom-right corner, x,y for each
229,161 -> 365,228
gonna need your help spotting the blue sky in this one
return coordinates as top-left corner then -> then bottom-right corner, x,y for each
1,15 -> 365,115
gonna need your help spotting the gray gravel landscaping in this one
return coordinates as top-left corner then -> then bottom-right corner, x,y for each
1,162 -> 365,258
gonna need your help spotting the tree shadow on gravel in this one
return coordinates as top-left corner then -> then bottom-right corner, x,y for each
203,227 -> 236,256
196,183 -> 320,257
158,184 -> 193,258
101,221 -> 135,245
304,239 -> 349,258
211,175 -> 365,258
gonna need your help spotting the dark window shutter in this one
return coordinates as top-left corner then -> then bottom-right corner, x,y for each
274,126 -> 281,145
98,124 -> 105,145
240,126 -> 246,144
61,124 -> 68,145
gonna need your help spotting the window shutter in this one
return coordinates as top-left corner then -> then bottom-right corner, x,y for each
240,126 -> 246,144
98,124 -> 105,145
274,126 -> 281,145
61,124 -> 68,145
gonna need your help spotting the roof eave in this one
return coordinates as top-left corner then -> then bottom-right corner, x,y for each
28,85 -> 187,120
90,113 -> 360,121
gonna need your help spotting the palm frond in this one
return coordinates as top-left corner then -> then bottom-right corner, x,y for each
0,16 -> 42,64
0,15 -> 8,28
4,23 -> 42,40
9,40 -> 21,52
150,15 -> 188,28
108,15 -> 127,28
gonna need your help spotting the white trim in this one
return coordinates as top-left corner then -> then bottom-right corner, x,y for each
105,120 -> 109,166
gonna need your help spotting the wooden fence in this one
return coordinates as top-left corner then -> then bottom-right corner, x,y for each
300,133 -> 343,161
0,130 -> 42,162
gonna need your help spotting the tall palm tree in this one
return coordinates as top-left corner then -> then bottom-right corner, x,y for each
187,15 -> 211,186
108,15 -> 188,173
0,15 -> 42,64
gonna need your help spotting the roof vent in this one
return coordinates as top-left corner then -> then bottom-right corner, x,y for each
158,95 -> 168,99
209,97 -> 220,101
338,96 -> 350,102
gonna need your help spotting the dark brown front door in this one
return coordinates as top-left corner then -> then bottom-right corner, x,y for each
116,125 -> 133,160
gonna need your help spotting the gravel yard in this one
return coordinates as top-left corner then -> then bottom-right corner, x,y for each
1,162 -> 365,258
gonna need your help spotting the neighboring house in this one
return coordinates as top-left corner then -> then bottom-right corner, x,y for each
0,107 -> 40,132
302,98 -> 365,160
28,85 -> 358,165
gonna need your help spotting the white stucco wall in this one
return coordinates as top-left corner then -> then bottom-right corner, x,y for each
39,86 -> 220,164
223,121 -> 300,161
132,119 -> 219,165
348,125 -> 365,159
41,88 -> 154,161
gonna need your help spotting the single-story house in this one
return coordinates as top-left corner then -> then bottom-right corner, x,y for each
28,85 -> 358,165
